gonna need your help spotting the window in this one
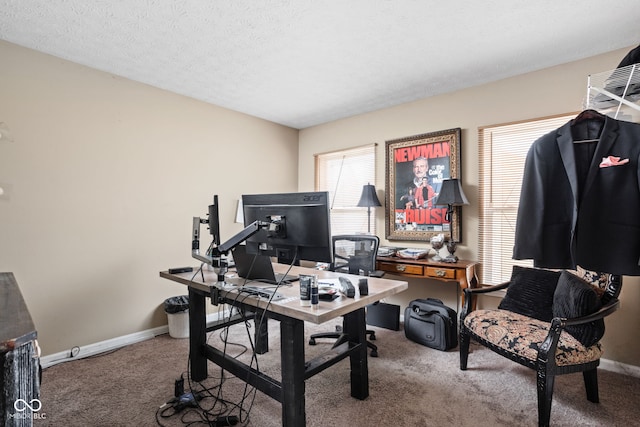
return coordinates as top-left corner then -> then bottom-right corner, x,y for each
478,114 -> 574,284
315,144 -> 377,236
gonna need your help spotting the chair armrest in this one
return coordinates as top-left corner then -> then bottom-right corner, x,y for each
538,298 -> 620,365
369,270 -> 385,278
559,298 -> 620,327
460,281 -> 511,321
463,281 -> 510,295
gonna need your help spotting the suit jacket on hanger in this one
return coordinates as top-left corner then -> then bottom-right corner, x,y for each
513,114 -> 640,276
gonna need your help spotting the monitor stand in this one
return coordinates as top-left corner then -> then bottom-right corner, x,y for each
277,255 -> 299,266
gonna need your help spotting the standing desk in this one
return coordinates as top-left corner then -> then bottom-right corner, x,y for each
160,264 -> 408,427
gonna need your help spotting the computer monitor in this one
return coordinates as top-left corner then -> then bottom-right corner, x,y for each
242,191 -> 332,264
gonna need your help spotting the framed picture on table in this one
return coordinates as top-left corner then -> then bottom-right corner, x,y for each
385,128 -> 462,242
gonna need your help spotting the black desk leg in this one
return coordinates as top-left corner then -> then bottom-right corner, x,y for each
343,307 -> 369,400
254,309 -> 269,355
188,287 -> 208,382
280,318 -> 306,426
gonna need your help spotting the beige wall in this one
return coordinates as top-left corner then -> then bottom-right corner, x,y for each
2,39 -> 638,368
0,41 -> 299,355
299,46 -> 640,367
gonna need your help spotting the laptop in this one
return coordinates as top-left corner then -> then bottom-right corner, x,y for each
232,244 -> 298,284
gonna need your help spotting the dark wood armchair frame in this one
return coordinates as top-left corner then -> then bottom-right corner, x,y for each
459,273 -> 622,427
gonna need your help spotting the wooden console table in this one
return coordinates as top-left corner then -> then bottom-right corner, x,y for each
376,256 -> 479,310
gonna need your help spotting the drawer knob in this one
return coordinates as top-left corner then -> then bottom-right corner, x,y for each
435,269 -> 446,277
396,265 -> 406,272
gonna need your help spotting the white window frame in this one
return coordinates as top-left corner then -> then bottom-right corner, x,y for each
478,113 -> 575,284
315,144 -> 377,236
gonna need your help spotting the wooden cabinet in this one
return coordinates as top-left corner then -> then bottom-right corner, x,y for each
376,256 -> 479,309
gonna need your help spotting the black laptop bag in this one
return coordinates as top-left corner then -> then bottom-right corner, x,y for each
404,298 -> 458,351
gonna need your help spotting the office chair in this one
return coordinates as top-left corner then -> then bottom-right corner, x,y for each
308,234 -> 384,357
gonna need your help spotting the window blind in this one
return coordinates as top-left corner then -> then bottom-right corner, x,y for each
478,114 -> 574,284
315,144 -> 377,236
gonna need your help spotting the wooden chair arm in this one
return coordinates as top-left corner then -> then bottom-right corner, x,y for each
460,281 -> 511,320
463,281 -> 511,295
559,298 -> 620,326
538,298 -> 620,365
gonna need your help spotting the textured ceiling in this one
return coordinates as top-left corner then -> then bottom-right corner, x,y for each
1,1 -> 639,129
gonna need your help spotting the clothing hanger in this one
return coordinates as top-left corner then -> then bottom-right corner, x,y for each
572,109 -> 606,123
571,109 -> 605,143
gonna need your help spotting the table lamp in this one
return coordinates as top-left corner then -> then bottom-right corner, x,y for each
235,199 -> 244,224
357,183 -> 382,234
434,178 -> 469,262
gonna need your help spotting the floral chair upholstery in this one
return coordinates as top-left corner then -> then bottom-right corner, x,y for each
459,266 -> 622,427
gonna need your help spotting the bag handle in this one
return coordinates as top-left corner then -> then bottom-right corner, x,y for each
411,305 -> 442,317
411,306 -> 455,327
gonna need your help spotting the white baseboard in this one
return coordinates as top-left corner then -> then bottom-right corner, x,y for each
40,325 -> 168,368
40,311 -> 228,369
600,358 -> 640,378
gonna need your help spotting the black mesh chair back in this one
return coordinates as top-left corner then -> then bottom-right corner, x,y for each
331,234 -> 380,276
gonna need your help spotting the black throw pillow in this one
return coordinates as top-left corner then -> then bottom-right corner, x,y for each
498,266 -> 561,322
552,270 -> 604,347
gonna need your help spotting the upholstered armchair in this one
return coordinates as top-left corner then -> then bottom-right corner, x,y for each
459,266 -> 622,427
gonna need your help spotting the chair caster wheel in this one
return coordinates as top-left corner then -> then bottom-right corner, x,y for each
370,350 -> 378,357
369,334 -> 376,341
309,338 -> 316,345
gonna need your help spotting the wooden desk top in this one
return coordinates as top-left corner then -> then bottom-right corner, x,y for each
160,264 -> 408,325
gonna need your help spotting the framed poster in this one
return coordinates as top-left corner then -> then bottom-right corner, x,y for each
385,128 -> 462,242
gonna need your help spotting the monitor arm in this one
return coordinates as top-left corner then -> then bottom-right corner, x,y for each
191,217 -> 269,266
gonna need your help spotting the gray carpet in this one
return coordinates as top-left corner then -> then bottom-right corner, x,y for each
38,318 -> 639,426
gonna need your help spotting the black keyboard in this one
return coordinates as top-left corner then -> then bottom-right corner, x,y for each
238,286 -> 284,301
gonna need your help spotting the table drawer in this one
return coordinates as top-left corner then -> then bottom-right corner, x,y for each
425,266 -> 456,279
378,261 -> 424,276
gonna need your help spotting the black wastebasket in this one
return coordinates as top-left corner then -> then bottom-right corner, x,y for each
164,295 -> 189,338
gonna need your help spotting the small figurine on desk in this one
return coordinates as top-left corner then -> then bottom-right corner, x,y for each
443,240 -> 459,263
430,234 -> 445,262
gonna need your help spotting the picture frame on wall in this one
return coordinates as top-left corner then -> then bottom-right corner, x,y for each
385,128 -> 462,242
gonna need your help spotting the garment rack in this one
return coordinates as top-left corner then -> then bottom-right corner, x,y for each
586,63 -> 640,121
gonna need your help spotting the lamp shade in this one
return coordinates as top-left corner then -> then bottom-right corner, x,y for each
235,199 -> 244,223
357,184 -> 382,208
434,179 -> 469,206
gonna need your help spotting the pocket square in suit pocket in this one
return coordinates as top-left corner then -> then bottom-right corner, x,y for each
599,155 -> 629,168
